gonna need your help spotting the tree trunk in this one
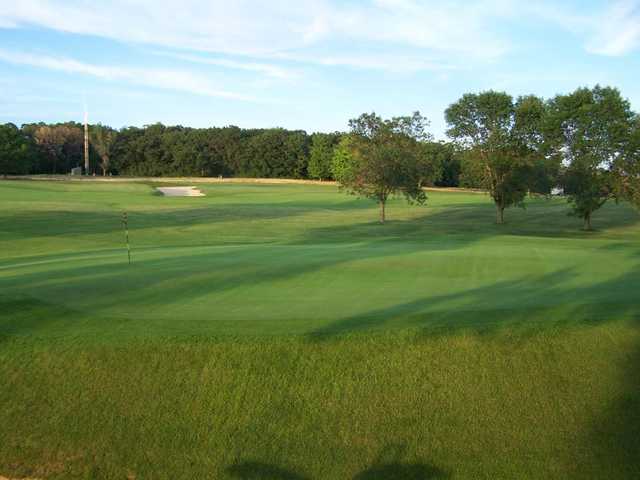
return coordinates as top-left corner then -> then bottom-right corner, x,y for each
496,203 -> 505,224
380,200 -> 386,224
584,212 -> 592,231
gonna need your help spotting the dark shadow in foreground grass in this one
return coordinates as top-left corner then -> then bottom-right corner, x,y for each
226,461 -> 311,480
577,335 -> 640,478
353,461 -> 448,480
352,444 -> 449,480
227,445 -> 448,479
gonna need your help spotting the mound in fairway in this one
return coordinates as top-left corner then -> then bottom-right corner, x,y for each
1,180 -> 639,479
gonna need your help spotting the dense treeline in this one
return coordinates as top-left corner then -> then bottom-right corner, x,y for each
1,84 -> 639,229
0,121 -> 457,183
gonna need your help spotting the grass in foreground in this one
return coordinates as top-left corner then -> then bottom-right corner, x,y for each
1,180 -> 639,479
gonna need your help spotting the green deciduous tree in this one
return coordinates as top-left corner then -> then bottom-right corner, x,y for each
308,133 -> 340,181
430,142 -> 460,187
446,91 -> 553,224
618,116 -> 640,207
90,124 -> 117,175
545,86 -> 635,230
0,123 -> 35,176
31,123 -> 83,174
332,112 -> 433,223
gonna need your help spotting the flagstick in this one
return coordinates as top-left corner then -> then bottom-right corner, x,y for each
122,212 -> 131,265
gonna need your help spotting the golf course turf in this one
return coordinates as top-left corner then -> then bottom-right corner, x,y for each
1,179 -> 639,479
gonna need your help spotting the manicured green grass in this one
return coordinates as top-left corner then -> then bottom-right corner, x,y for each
1,180 -> 639,479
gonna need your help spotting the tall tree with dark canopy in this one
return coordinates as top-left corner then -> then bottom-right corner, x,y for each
445,91 -> 552,224
0,123 -> 35,176
430,142 -> 460,187
332,112 -> 432,223
545,86 -> 635,230
31,123 -> 83,174
90,124 -> 117,175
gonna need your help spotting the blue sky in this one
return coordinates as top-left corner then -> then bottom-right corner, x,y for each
0,0 -> 639,139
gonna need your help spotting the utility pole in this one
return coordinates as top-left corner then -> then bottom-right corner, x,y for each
84,108 -> 89,175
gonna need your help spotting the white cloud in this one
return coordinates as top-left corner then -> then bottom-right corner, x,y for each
0,49 -> 259,101
585,1 -> 640,56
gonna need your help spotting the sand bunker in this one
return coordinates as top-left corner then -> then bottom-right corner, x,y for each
156,186 -> 205,197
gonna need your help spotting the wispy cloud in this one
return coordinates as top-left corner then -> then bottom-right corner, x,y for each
1,0 -> 639,77
273,52 -> 460,73
515,0 -> 640,57
153,51 -> 300,80
0,49 -> 260,101
585,1 -> 640,56
0,0 -> 520,72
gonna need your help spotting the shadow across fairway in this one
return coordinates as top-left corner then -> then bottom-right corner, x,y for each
0,219 -> 487,338
0,294 -> 84,343
307,266 -> 640,340
2,244 -> 639,340
0,203 -> 319,242
293,199 -> 640,246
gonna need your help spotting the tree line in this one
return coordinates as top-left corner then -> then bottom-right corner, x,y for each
0,120 -> 459,185
1,85 -> 639,229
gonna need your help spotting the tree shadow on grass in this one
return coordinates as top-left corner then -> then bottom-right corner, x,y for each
3,238 -> 639,341
307,265 -> 640,341
0,203 -> 316,242
0,219 -> 488,339
226,445 -> 448,480
0,292 -> 132,346
292,199 -> 640,247
352,444 -> 449,480
2,192 -> 638,341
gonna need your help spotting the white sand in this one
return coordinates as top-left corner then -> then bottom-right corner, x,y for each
156,186 -> 205,197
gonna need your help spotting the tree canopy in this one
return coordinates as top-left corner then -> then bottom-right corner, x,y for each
446,91 -> 555,223
545,86 -> 636,230
0,123 -> 35,176
308,133 -> 340,181
332,112 -> 434,223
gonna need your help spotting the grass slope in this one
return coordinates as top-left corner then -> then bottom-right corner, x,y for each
0,180 -> 639,479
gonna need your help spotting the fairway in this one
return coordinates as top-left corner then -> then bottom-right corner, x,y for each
1,180 -> 640,479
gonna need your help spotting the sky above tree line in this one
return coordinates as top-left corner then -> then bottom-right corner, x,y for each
0,0 -> 639,139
